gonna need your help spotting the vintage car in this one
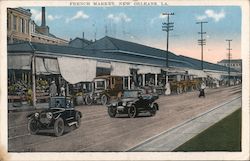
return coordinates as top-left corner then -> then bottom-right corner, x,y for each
27,96 -> 82,137
85,75 -> 123,105
107,90 -> 159,118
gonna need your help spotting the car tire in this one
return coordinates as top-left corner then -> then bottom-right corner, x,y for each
150,103 -> 157,117
128,105 -> 137,118
101,95 -> 108,105
75,113 -> 81,128
54,117 -> 64,137
108,107 -> 116,118
28,118 -> 39,135
85,95 -> 93,105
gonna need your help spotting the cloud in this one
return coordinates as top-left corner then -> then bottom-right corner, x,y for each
30,9 -> 61,24
48,15 -> 61,21
30,9 -> 41,23
107,13 -> 131,23
66,11 -> 89,23
196,9 -> 225,22
150,13 -> 167,24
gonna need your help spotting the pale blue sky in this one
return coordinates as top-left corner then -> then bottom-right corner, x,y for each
26,6 -> 241,63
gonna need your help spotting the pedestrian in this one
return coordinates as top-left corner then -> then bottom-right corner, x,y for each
49,81 -> 57,97
199,81 -> 206,98
60,85 -> 65,96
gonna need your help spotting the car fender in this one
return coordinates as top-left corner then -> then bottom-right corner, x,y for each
153,102 -> 159,110
54,113 -> 62,120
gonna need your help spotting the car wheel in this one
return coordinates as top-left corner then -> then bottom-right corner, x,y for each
28,118 -> 39,135
101,95 -> 108,105
108,107 -> 116,118
85,95 -> 93,105
128,105 -> 137,118
150,104 -> 157,116
54,117 -> 64,137
75,113 -> 81,128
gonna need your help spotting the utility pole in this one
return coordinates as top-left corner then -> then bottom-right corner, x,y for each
196,21 -> 208,70
226,39 -> 232,86
162,12 -> 174,68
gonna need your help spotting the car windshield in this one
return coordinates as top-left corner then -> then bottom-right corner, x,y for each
123,91 -> 138,98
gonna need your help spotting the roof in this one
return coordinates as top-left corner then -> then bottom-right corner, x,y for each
69,37 -> 93,45
85,36 -> 180,60
7,37 -> 240,73
218,59 -> 242,63
179,55 -> 238,72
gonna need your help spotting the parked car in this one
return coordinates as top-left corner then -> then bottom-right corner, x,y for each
27,96 -> 82,137
107,90 -> 159,118
85,75 -> 123,105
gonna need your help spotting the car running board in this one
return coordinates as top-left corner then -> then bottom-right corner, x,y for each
68,121 -> 77,126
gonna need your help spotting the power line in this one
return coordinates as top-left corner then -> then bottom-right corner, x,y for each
226,39 -> 232,86
162,12 -> 174,68
196,21 -> 208,70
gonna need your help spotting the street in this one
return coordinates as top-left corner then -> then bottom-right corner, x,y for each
8,85 -> 241,152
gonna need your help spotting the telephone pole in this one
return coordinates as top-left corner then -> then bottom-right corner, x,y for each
162,12 -> 174,68
196,21 -> 208,70
226,39 -> 232,86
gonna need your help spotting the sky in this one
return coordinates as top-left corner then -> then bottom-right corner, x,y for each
27,6 -> 241,63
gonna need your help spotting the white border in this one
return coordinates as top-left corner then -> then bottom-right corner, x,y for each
0,0 -> 249,160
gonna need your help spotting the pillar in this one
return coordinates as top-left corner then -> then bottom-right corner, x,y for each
142,74 -> 145,86
155,74 -> 158,86
128,76 -> 131,90
32,55 -> 36,107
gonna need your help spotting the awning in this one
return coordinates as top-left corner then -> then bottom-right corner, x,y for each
36,57 -> 60,75
205,72 -> 222,80
8,55 -> 31,70
58,57 -> 97,84
187,69 -> 207,78
111,62 -> 130,76
138,65 -> 161,74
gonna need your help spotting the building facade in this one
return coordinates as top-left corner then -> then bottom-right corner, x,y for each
7,7 -> 32,43
217,59 -> 242,72
7,7 -> 68,45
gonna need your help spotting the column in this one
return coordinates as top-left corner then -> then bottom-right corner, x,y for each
128,76 -> 131,90
155,74 -> 158,86
142,74 -> 145,86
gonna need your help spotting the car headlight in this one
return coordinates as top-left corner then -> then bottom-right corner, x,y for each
35,112 -> 39,118
97,93 -> 100,96
122,102 -> 127,106
46,112 -> 53,119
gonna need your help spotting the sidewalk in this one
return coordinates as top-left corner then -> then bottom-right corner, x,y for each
8,102 -> 49,112
128,96 -> 241,152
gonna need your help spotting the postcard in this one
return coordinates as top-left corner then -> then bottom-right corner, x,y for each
0,0 -> 249,160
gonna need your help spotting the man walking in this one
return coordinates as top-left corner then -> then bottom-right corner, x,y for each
199,81 -> 206,98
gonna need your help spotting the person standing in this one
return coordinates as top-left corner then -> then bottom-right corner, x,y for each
49,81 -> 57,97
60,85 -> 65,96
199,81 -> 206,98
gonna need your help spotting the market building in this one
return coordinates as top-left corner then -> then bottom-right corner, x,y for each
7,36 -> 241,106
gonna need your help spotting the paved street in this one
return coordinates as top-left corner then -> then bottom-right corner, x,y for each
8,85 -> 241,152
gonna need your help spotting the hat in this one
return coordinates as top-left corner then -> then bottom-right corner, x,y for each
51,81 -> 55,84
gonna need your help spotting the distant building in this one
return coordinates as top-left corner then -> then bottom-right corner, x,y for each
7,7 -> 32,43
217,59 -> 242,72
7,7 -> 68,45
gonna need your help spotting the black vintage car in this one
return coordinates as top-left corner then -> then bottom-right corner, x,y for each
107,90 -> 159,118
27,96 -> 82,137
